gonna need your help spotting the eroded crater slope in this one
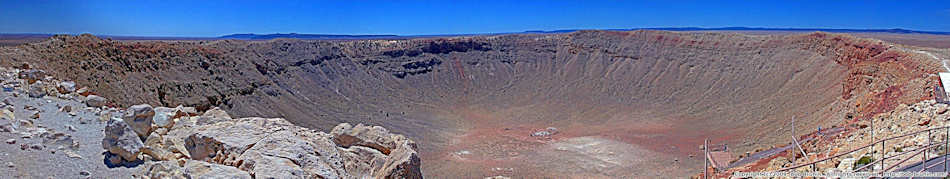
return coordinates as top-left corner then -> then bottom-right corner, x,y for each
0,30 -> 942,177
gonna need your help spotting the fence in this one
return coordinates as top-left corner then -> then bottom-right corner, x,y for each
702,122 -> 950,178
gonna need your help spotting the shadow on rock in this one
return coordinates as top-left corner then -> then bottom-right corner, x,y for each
103,152 -> 142,168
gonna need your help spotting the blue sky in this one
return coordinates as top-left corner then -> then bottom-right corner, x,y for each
1,0 -> 949,37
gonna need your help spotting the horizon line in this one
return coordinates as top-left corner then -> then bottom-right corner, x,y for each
3,26 -> 950,39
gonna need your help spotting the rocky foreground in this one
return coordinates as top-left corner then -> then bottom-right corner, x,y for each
0,65 -> 422,178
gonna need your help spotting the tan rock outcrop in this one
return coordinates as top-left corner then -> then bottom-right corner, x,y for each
106,104 -> 422,178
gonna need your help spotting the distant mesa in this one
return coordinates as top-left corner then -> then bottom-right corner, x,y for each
218,33 -> 400,40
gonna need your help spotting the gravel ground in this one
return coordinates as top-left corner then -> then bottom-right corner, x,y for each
0,91 -> 136,178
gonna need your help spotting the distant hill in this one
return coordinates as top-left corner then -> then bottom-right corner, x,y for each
524,27 -> 950,35
222,28 -> 950,40
4,27 -> 949,43
219,33 -> 400,40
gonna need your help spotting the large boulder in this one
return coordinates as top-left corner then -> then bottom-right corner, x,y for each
184,160 -> 253,179
236,130 -> 346,178
102,118 -> 144,162
123,104 -> 155,139
331,123 -> 422,179
138,161 -> 185,178
139,160 -> 252,179
184,117 -> 293,166
331,123 -> 409,156
84,95 -> 107,107
125,108 -> 421,179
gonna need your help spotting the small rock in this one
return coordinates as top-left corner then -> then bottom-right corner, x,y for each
530,127 -> 559,137
66,125 -> 76,132
0,107 -> 13,120
29,144 -> 43,150
184,160 -> 253,179
60,105 -> 72,113
27,83 -> 46,98
17,69 -> 45,84
838,158 -> 857,171
531,131 -> 551,137
64,150 -> 82,159
84,95 -> 107,107
30,111 -> 39,119
201,107 -> 231,120
4,139 -> 14,144
152,107 -> 180,129
79,171 -> 90,176
145,132 -> 163,147
5,162 -> 13,168
178,106 -> 198,116
56,81 -> 76,94
0,124 -> 12,133
76,87 -> 89,95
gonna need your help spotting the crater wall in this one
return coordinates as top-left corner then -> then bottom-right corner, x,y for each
0,30 -> 941,177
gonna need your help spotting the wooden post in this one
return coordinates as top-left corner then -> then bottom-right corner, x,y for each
704,138 -> 708,179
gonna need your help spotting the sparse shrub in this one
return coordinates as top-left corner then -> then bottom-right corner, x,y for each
854,156 -> 875,169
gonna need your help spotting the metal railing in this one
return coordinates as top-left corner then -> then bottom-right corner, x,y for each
777,125 -> 950,174
702,122 -> 950,178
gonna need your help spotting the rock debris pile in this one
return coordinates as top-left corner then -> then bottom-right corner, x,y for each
0,65 -> 421,178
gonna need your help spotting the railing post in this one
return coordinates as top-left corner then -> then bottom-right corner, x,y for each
928,130 -> 932,163
870,118 -> 874,172
704,138 -> 708,179
791,116 -> 796,164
